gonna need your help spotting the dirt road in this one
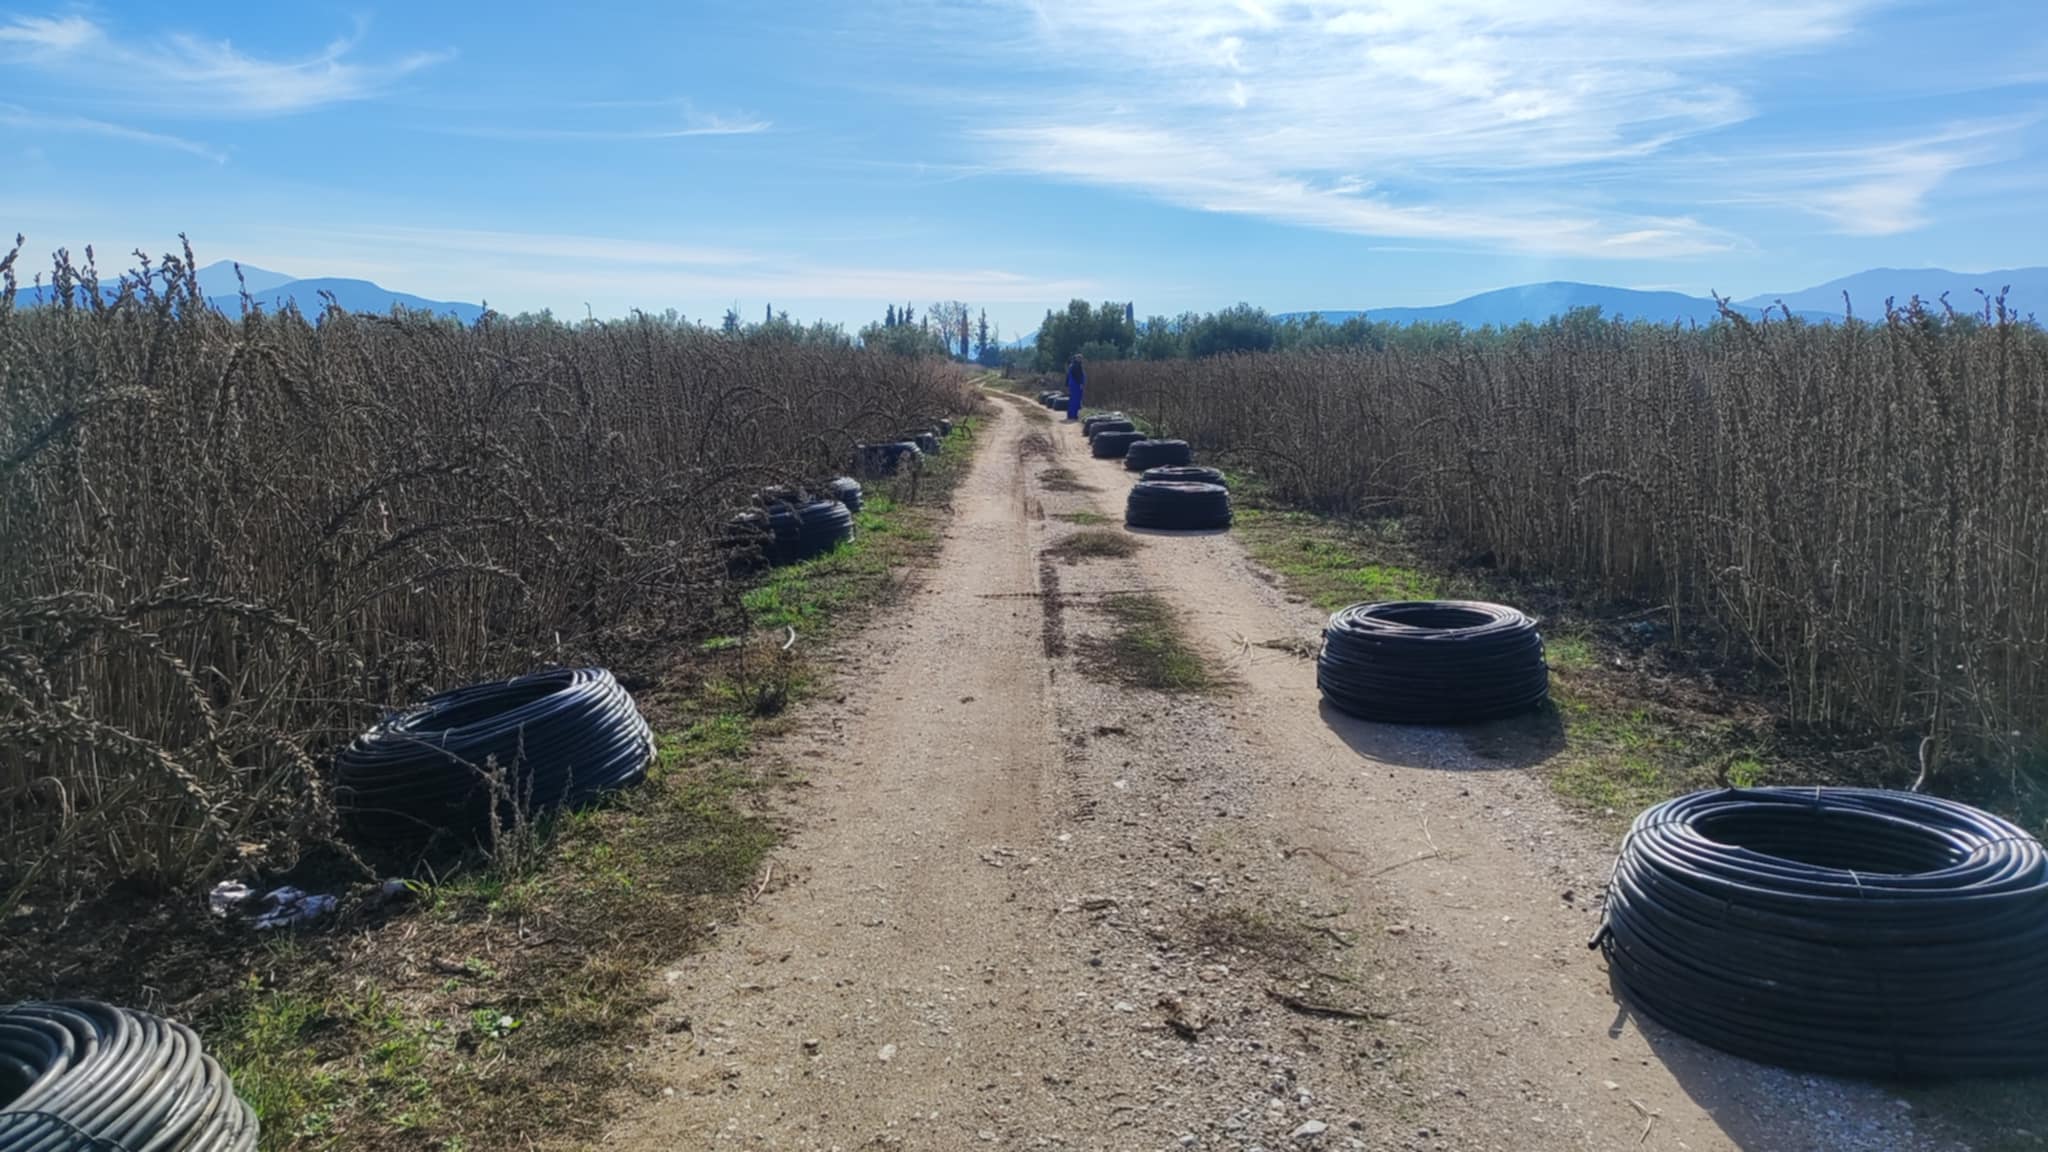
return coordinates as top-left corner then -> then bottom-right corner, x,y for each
604,397 -> 1955,1152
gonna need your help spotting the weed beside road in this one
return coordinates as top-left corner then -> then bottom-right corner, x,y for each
6,418 -> 983,1152
1228,489 -> 1923,831
1081,592 -> 1219,695
1089,311 -> 2048,786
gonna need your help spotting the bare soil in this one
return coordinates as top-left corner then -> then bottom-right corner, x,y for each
602,397 -> 1960,1152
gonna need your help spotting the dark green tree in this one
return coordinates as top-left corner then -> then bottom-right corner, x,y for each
1034,299 -> 1137,369
1136,315 -> 1181,359
1186,303 -> 1277,357
858,318 -> 949,356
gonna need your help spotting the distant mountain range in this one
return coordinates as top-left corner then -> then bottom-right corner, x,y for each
1281,283 -> 1834,327
1735,267 -> 2048,321
19,261 -> 485,324
20,260 -> 2044,333
1278,268 -> 2046,329
193,261 -> 295,297
196,262 -> 486,323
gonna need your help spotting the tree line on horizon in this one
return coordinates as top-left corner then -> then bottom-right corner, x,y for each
392,291 -> 2043,373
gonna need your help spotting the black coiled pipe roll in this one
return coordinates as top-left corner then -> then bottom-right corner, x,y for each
1091,431 -> 1144,459
767,499 -> 856,564
855,442 -> 922,476
0,1001 -> 258,1151
1317,601 -> 1547,724
1086,420 -> 1136,441
1125,481 -> 1231,531
826,476 -> 863,514
1595,787 -> 2048,1078
1124,440 -> 1192,471
1141,466 -> 1226,487
334,667 -> 655,845
1081,413 -> 1128,437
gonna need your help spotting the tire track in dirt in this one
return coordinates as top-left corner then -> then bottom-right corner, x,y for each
601,395 -> 1954,1152
604,397 -> 1159,1151
1039,557 -> 1067,658
1055,436 -> 1963,1152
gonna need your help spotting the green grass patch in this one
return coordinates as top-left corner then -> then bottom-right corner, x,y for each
740,495 -> 907,636
1080,592 -> 1217,694
1725,755 -> 1767,788
1543,686 -> 1754,821
675,711 -> 752,760
1224,497 -> 1747,824
1234,507 -> 1444,611
1054,511 -> 1109,526
212,707 -> 782,1150
1038,466 -> 1096,493
1045,529 -> 1140,563
1544,632 -> 1594,671
195,414 -> 986,1150
738,418 -> 978,639
1078,406 -> 1158,437
1213,452 -> 2048,1149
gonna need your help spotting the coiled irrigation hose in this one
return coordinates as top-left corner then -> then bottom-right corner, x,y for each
334,666 -> 654,845
1316,601 -> 1548,724
1081,413 -> 1128,437
1595,786 -> 2048,1078
0,1001 -> 257,1151
765,499 -> 857,564
1123,440 -> 1193,471
1140,465 -> 1226,488
827,476 -> 863,514
856,442 -> 922,476
1090,431 -> 1144,460
1124,481 -> 1232,531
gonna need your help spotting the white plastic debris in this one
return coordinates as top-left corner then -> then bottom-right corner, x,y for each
251,886 -> 337,930
207,881 -> 253,919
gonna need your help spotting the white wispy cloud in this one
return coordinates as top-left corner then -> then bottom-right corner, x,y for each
431,97 -> 772,141
436,118 -> 772,142
1669,115 -> 2034,238
983,123 -> 1730,258
964,0 -> 1886,256
0,103 -> 226,162
0,12 -> 448,115
1764,122 -> 2023,236
0,13 -> 95,50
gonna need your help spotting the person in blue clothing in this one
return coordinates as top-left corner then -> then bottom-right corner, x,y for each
1064,353 -> 1085,422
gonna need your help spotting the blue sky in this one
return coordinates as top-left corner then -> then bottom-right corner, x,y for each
2,1 -> 2044,336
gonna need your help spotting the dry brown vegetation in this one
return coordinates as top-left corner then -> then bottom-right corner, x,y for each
0,241 -> 971,917
1045,528 -> 1141,563
1091,306 -> 2048,787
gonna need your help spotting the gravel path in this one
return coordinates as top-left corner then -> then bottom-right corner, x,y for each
602,398 -> 1958,1152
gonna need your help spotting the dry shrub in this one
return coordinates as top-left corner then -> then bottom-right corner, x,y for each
1092,305 -> 2048,784
0,241 -> 971,910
